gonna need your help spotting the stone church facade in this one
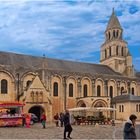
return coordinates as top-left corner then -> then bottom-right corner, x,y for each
0,10 -> 140,121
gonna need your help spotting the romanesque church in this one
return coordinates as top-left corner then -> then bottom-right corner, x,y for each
0,10 -> 140,121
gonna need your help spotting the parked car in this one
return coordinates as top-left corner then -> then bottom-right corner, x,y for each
30,113 -> 38,124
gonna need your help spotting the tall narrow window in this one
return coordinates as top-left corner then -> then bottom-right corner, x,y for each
69,83 -> 73,97
119,105 -> 121,112
105,49 -> 107,58
122,105 -> 124,112
110,86 -> 113,98
132,88 -> 135,95
121,87 -> 124,95
139,104 -> 140,112
1,79 -> 8,94
121,47 -> 124,56
97,85 -> 101,97
116,46 -> 119,55
26,80 -> 32,88
108,31 -> 110,39
116,30 -> 119,38
83,84 -> 88,97
53,82 -> 58,96
109,46 -> 111,56
113,30 -> 115,38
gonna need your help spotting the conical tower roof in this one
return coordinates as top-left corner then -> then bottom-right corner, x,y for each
106,9 -> 122,30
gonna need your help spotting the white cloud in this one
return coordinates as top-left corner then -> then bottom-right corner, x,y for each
0,0 -> 139,70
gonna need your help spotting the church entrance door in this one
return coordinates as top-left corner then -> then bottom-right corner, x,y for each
28,106 -> 44,121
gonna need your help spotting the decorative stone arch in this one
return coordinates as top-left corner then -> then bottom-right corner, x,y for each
0,70 -> 15,82
21,71 -> 36,81
51,74 -> 62,82
81,77 -> 92,97
21,72 -> 36,91
108,79 -> 117,98
66,76 -> 77,82
92,99 -> 108,108
120,80 -> 127,95
66,76 -> 77,98
95,78 -> 104,96
130,81 -> 137,95
77,100 -> 88,107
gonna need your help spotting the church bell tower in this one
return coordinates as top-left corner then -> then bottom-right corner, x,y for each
100,9 -> 134,76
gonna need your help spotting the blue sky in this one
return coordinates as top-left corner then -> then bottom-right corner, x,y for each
0,0 -> 140,71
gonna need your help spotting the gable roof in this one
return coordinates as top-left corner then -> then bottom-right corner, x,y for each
0,51 -> 121,76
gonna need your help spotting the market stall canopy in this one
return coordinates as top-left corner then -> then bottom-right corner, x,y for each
68,107 -> 117,112
0,101 -> 24,108
95,107 -> 117,111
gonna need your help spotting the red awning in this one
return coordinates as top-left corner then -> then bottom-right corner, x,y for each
0,102 -> 24,107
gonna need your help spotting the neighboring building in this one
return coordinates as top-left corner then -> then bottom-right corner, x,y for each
0,10 -> 140,121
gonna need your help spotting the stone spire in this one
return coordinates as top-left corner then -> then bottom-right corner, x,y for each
106,8 -> 122,30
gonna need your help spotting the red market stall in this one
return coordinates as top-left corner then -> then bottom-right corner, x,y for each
0,102 -> 24,127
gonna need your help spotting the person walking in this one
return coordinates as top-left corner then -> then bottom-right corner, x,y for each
123,114 -> 137,139
54,113 -> 59,127
41,112 -> 46,128
63,110 -> 73,139
59,112 -> 64,127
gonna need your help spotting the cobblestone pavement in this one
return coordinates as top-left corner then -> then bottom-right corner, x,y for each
0,123 -> 140,139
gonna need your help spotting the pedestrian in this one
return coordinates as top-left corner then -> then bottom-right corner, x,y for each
59,112 -> 64,127
41,112 -> 46,128
123,114 -> 137,139
54,113 -> 59,127
25,113 -> 31,128
63,110 -> 73,139
22,113 -> 26,127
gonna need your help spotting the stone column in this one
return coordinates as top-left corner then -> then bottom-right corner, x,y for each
92,79 -> 95,96
117,80 -> 121,96
62,76 -> 67,111
127,81 -> 131,94
104,80 -> 108,96
77,78 -> 82,97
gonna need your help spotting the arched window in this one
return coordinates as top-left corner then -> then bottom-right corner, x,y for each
108,31 -> 110,39
122,105 -> 124,112
109,46 -> 111,56
116,46 -> 119,55
110,86 -> 113,98
105,49 -> 107,58
97,85 -> 101,97
83,84 -> 88,97
1,79 -> 8,94
132,88 -> 135,95
119,105 -> 121,112
69,83 -> 73,97
26,80 -> 32,88
53,82 -> 58,96
113,30 -> 115,38
121,47 -> 124,56
121,87 -> 124,95
116,30 -> 119,38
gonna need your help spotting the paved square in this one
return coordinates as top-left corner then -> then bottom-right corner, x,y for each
0,123 -> 140,139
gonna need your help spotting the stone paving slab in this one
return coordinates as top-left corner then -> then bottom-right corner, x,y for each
0,123 -> 139,139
